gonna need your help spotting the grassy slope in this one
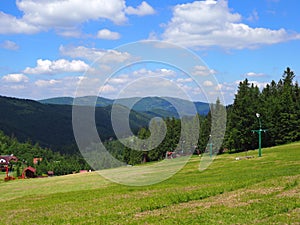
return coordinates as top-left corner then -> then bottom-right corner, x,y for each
0,143 -> 299,224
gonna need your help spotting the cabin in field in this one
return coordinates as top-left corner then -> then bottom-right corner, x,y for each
22,166 -> 36,178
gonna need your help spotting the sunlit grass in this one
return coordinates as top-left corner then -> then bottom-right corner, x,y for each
0,142 -> 299,224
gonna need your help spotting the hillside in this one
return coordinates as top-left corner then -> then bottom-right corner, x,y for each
0,95 -> 150,154
0,142 -> 299,224
39,96 -> 210,117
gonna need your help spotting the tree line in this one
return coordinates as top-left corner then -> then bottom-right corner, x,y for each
224,67 -> 300,151
0,130 -> 90,176
108,67 -> 300,164
1,67 -> 298,171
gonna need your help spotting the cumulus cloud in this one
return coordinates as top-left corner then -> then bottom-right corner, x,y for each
203,80 -> 214,87
0,12 -> 40,34
17,0 -> 127,27
177,78 -> 193,83
0,40 -> 19,50
244,72 -> 266,77
132,68 -> 176,77
99,84 -> 117,93
97,29 -> 121,40
23,59 -> 89,75
2,73 -> 29,82
0,0 -> 155,35
192,65 -> 217,76
59,45 -> 132,63
162,0 -> 300,49
35,79 -> 60,87
125,1 -> 155,16
245,80 -> 269,89
107,75 -> 130,84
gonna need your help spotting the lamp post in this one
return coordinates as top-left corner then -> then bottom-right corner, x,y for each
252,113 -> 267,157
207,134 -> 213,158
181,140 -> 185,155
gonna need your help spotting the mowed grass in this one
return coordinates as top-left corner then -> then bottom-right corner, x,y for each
0,143 -> 299,224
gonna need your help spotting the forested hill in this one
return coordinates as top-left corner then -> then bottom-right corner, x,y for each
0,96 -> 150,154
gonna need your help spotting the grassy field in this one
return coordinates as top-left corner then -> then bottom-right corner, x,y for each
0,143 -> 299,224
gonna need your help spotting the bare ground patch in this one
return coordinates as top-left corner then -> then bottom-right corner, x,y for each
134,175 -> 300,219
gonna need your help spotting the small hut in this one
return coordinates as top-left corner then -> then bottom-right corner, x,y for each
22,166 -> 36,178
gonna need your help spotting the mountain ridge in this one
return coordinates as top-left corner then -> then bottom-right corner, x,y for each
39,95 -> 210,117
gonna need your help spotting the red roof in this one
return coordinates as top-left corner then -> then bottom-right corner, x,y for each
24,166 -> 36,173
0,155 -> 18,165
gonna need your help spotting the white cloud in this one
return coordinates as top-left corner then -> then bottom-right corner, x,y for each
125,1 -> 155,16
99,84 -> 117,93
0,12 -> 40,34
132,68 -> 176,77
245,72 -> 266,77
203,80 -> 214,87
59,45 -> 132,63
234,79 -> 268,90
108,75 -> 130,84
17,0 -> 127,26
2,74 -> 29,83
247,80 -> 269,89
35,79 -> 60,87
0,0 -> 128,34
162,0 -> 300,49
97,29 -> 121,40
0,0 -> 156,35
192,65 -> 217,76
24,59 -> 89,75
0,40 -> 19,50
177,78 -> 193,83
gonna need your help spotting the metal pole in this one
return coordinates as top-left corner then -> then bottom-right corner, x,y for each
206,142 -> 213,158
258,129 -> 262,157
252,114 -> 266,157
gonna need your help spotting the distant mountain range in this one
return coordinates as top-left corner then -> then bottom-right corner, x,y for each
0,95 -> 209,155
39,96 -> 210,118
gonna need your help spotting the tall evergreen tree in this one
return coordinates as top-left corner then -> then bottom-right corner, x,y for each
225,79 -> 261,151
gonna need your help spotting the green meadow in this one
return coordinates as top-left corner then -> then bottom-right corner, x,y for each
0,143 -> 299,224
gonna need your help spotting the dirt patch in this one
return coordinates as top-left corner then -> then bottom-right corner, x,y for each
134,176 -> 299,219
277,188 -> 299,198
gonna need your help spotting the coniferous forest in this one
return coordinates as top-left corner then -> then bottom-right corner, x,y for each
121,67 -> 300,164
1,67 -> 299,172
224,67 -> 300,151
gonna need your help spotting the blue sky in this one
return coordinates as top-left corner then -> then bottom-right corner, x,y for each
0,0 -> 299,104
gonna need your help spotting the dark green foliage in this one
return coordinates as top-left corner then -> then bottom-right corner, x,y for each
0,95 -> 150,154
121,115 -> 202,165
0,130 -> 90,176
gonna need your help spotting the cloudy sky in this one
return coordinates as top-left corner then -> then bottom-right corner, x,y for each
0,0 -> 299,104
